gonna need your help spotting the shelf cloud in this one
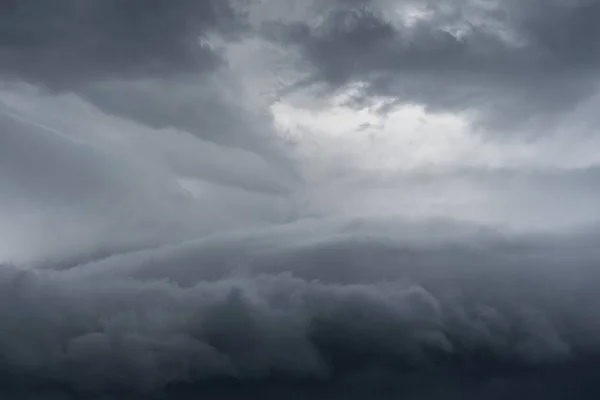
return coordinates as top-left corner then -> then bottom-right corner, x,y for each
2,1 -> 600,398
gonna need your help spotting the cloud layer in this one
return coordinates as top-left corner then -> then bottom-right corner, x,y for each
2,1 -> 600,399
2,220 -> 600,399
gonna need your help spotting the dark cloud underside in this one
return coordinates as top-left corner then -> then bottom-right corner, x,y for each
3,0 -> 600,127
0,0 -> 239,87
2,222 -> 600,399
267,0 -> 600,127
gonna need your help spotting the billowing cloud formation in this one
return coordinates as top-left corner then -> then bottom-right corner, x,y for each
2,220 -> 600,399
258,0 -> 600,128
2,0 -> 600,399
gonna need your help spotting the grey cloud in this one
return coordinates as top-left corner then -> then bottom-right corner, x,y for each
78,76 -> 293,162
0,0 -> 240,87
0,85 -> 296,264
0,1 -> 291,163
3,2 -> 600,398
2,219 -> 600,398
297,165 -> 600,230
264,0 -> 600,128
5,0 -> 600,128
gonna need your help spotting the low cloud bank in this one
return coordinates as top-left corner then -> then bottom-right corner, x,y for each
2,219 -> 600,399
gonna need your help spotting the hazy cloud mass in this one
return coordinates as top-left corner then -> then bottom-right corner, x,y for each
1,1 -> 600,399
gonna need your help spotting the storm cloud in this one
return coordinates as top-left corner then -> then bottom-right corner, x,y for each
259,0 -> 600,128
2,220 -> 600,399
2,0 -> 600,399
0,0 -> 242,87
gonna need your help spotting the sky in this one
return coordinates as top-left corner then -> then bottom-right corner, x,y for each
1,1 -> 600,399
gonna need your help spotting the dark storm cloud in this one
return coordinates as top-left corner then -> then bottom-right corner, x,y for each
0,1 -> 292,160
4,2 -> 600,399
0,0 -> 241,87
266,0 -> 600,127
2,219 -> 600,399
4,0 -> 600,127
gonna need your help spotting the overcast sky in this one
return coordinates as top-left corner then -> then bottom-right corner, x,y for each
2,1 -> 600,399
